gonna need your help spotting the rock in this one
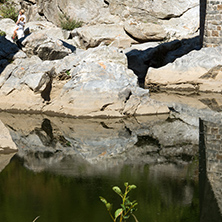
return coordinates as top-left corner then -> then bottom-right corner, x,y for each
150,92 -> 222,124
0,18 -> 16,40
145,46 -> 222,93
25,21 -> 70,40
21,0 -> 199,44
21,32 -> 73,60
149,0 -> 198,19
108,0 -> 199,39
162,6 -> 199,40
126,39 -> 183,84
0,45 -> 169,117
42,46 -> 169,117
124,20 -> 166,42
0,36 -> 20,59
23,0 -> 109,25
71,24 -> 137,49
0,120 -> 17,153
0,36 -> 26,73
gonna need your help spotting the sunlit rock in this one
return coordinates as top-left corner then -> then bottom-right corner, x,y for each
0,120 -> 17,153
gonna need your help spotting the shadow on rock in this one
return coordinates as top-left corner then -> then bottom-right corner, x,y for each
0,36 -> 22,74
60,39 -> 76,53
126,36 -> 201,86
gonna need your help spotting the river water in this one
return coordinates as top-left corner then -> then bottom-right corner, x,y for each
0,92 -> 221,222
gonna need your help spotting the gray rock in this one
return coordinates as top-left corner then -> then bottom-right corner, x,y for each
124,20 -> 166,42
21,0 -> 199,44
145,46 -> 222,93
0,45 -> 169,117
0,119 -> 18,153
71,24 -> 137,49
0,18 -> 16,40
21,32 -> 73,60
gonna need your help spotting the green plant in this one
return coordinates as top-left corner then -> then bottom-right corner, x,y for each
59,13 -> 83,30
0,2 -> 17,22
0,29 -> 6,36
100,182 -> 139,222
65,70 -> 70,76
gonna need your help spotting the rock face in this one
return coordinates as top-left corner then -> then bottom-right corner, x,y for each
71,24 -> 138,49
145,46 -> 222,93
0,35 -> 169,117
0,119 -> 18,153
0,0 -> 221,117
19,0 -> 199,42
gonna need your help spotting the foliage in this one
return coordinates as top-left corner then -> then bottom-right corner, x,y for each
0,29 -> 6,36
100,182 -> 139,222
59,13 -> 83,30
0,0 -> 7,3
0,2 -> 17,22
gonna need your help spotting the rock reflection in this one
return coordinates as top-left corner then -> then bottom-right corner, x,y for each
0,112 -> 199,175
0,153 -> 16,173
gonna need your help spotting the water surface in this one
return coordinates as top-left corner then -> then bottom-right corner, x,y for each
0,154 -> 199,222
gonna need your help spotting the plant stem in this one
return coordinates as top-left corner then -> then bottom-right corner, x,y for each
109,210 -> 115,222
33,216 -> 40,222
132,213 -> 139,222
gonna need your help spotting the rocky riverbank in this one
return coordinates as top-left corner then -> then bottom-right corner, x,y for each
0,0 -> 222,159
0,0 -> 221,117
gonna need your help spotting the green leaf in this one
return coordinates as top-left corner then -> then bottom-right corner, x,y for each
124,182 -> 129,187
123,215 -> 130,219
113,186 -> 122,195
120,204 -> 126,211
115,208 -> 123,219
106,203 -> 112,211
99,196 -> 107,204
129,185 -> 137,191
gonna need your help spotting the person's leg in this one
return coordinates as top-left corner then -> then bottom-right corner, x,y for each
13,28 -> 18,39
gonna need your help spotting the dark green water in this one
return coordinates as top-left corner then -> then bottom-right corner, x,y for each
0,155 -> 199,222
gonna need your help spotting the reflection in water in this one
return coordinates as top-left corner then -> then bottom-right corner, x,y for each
0,112 -> 220,221
0,155 -> 199,222
199,119 -> 222,222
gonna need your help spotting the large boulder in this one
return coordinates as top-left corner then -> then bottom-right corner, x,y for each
21,31 -> 74,60
145,46 -> 222,93
108,0 -> 197,20
25,21 -> 70,39
126,37 -> 200,84
21,0 -> 112,25
42,46 -> 169,117
0,45 -> 169,117
71,24 -> 137,49
162,6 -> 199,40
0,18 -> 15,39
124,20 -> 166,42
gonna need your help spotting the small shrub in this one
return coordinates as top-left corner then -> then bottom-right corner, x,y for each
0,2 -> 17,22
59,13 -> 83,30
100,182 -> 139,222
